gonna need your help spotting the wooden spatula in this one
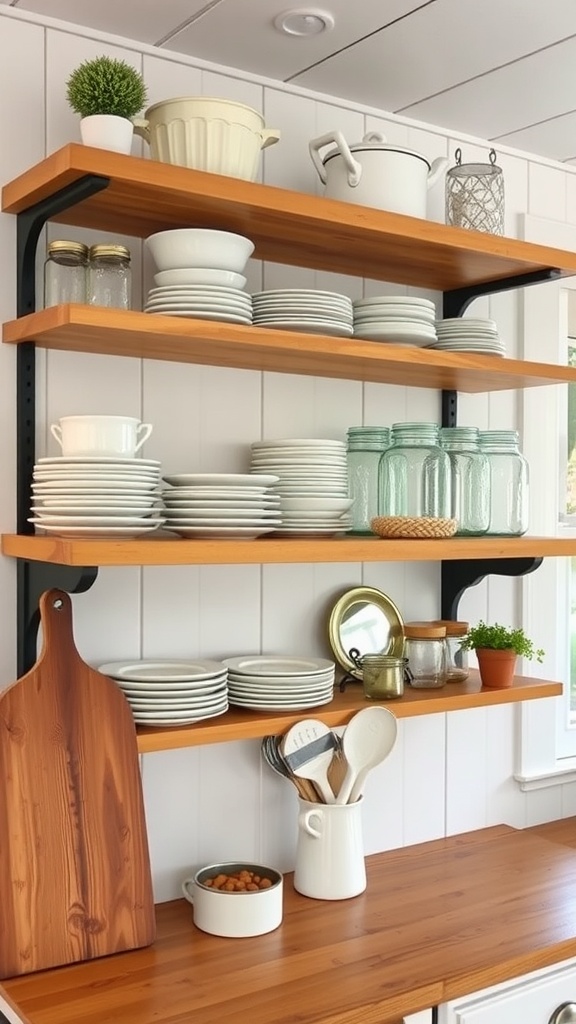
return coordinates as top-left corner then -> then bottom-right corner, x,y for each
0,589 -> 155,979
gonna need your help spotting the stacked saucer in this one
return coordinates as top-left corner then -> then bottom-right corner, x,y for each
144,284 -> 253,324
249,439 -> 352,536
429,317 -> 506,356
352,295 -> 437,346
251,289 -> 353,336
98,658 -> 229,726
29,456 -> 164,537
223,655 -> 335,712
160,473 -> 281,538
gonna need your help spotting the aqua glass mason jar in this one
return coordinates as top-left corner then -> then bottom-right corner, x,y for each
439,426 -> 490,535
346,426 -> 390,533
478,429 -> 529,536
378,422 -> 451,518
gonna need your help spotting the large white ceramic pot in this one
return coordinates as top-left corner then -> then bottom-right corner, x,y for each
80,114 -> 134,155
133,96 -> 280,180
309,130 -> 448,218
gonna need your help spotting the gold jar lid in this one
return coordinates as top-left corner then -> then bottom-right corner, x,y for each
433,620 -> 469,637
89,244 -> 131,260
47,240 -> 89,256
404,621 -> 446,639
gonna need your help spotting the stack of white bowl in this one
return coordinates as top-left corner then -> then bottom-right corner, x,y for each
159,472 -> 282,538
352,295 -> 437,346
222,654 -> 336,712
252,289 -> 353,336
429,317 -> 506,356
249,439 -> 353,536
29,456 -> 164,538
98,658 -> 229,727
144,228 -> 255,323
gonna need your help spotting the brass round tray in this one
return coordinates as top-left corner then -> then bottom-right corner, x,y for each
371,516 -> 458,539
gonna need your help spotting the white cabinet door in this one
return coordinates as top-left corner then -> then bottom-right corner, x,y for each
439,956 -> 576,1024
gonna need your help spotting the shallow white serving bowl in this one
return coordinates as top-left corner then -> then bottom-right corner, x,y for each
145,229 -> 254,273
154,268 -> 247,289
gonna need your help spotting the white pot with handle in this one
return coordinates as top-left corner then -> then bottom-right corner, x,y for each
133,96 -> 280,181
309,130 -> 448,218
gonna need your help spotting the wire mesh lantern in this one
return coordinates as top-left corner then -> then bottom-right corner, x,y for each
445,148 -> 505,235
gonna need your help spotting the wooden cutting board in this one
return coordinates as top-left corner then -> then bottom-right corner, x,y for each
0,589 -> 155,979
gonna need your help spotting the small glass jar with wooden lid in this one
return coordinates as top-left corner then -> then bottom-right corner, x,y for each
433,620 -> 470,682
404,622 -> 447,688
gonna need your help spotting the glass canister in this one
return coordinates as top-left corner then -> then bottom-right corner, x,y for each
378,422 -> 451,519
445,148 -> 505,236
44,240 -> 89,307
346,426 -> 390,533
404,622 -> 447,688
354,653 -> 410,700
433,620 -> 470,682
439,426 -> 490,535
88,244 -> 132,309
478,429 -> 529,536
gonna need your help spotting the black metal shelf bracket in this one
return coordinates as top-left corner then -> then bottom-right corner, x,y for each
15,173 -> 110,672
438,269 -> 561,618
440,557 -> 543,621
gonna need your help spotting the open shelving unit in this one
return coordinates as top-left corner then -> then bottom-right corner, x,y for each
4,143 -> 576,745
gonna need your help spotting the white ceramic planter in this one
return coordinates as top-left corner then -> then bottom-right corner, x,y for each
80,114 -> 134,155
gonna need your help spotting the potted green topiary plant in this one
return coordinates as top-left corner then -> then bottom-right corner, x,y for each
66,55 -> 147,155
460,620 -> 544,689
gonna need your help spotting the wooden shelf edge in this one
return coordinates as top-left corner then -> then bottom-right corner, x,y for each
4,533 -> 576,566
4,306 -> 576,394
136,672 -> 562,752
3,145 -> 576,289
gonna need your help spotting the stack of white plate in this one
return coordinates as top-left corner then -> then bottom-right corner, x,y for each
251,289 -> 354,336
249,439 -> 351,536
429,317 -> 506,356
160,473 -> 281,538
223,655 -> 336,712
98,659 -> 229,726
29,456 -> 165,538
144,284 -> 253,324
352,295 -> 438,346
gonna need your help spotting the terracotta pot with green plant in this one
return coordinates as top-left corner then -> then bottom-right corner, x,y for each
66,56 -> 147,155
460,621 -> 544,689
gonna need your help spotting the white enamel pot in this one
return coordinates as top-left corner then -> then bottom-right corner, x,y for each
309,130 -> 448,219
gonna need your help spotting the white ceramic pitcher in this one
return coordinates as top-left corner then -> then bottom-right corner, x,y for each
293,796 -> 366,900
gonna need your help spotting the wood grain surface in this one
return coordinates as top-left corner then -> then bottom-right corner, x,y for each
5,825 -> 576,1024
0,590 -> 155,978
3,145 -> 576,289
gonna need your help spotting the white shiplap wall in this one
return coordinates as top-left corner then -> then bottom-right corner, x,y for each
1,7 -> 576,904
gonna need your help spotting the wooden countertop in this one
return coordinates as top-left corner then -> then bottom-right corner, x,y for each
4,819 -> 576,1024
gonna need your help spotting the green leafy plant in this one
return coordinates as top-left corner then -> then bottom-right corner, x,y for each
460,620 -> 544,662
66,56 -> 147,119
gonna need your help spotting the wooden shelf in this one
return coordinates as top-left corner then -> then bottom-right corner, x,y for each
5,305 -> 576,393
4,144 -> 576,290
135,670 -> 562,753
3,532 -> 576,566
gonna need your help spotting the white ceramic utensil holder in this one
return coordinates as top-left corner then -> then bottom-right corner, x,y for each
293,796 -> 366,900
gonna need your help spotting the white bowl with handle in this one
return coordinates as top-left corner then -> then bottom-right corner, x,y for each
182,861 -> 283,937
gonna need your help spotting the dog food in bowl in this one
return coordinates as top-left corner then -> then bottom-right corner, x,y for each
182,861 -> 283,937
145,228 -> 255,274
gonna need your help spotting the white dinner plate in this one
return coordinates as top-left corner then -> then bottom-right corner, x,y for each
31,523 -> 163,536
251,439 -> 345,448
99,658 -> 227,681
163,516 -> 280,527
145,308 -> 252,324
117,682 -> 228,698
228,695 -> 333,712
165,525 -> 276,537
163,509 -> 281,520
29,514 -> 165,527
131,705 -> 229,725
163,474 -> 279,487
36,456 -> 161,467
253,319 -> 353,336
127,694 -> 228,711
222,655 -> 334,677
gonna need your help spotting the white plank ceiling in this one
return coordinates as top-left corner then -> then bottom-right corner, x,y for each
5,0 -> 576,162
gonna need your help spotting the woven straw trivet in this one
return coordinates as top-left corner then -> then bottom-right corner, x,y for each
371,516 -> 458,539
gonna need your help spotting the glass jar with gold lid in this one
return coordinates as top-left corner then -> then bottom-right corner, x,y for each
88,243 -> 132,309
404,622 -> 447,689
44,240 -> 89,307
